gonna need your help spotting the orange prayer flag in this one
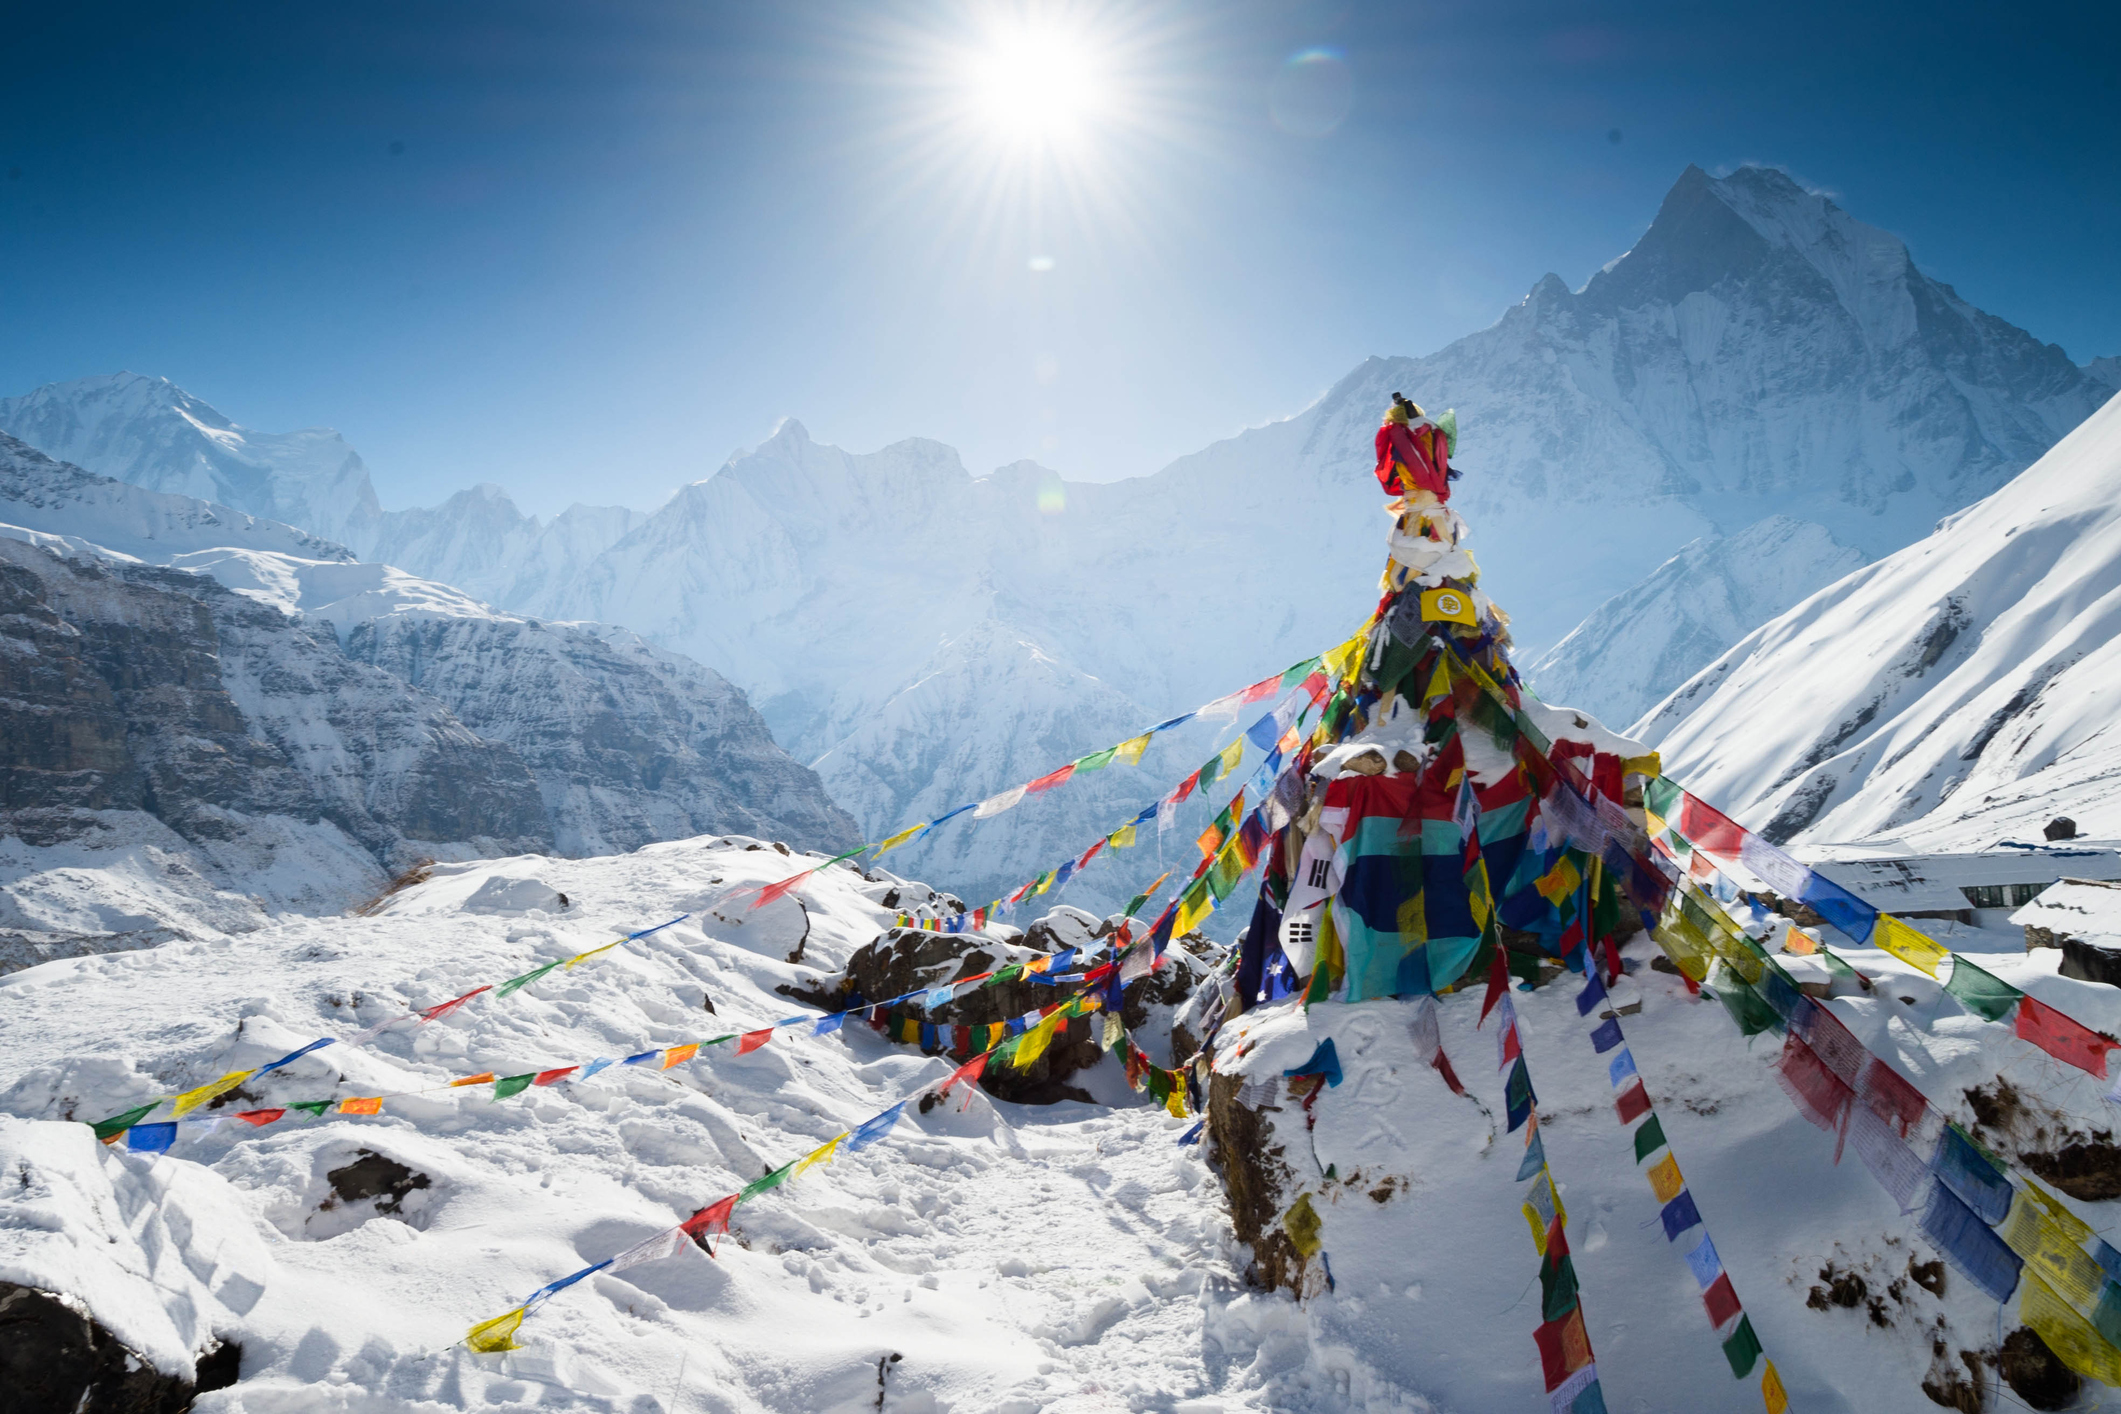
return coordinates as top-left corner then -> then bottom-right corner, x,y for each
661,1043 -> 701,1069
451,1072 -> 497,1087
339,1096 -> 383,1116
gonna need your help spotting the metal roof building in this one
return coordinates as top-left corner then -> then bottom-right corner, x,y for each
1802,842 -> 2121,921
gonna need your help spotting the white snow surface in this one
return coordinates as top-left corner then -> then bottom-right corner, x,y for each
1640,387 -> 2121,851
9,837 -> 2121,1409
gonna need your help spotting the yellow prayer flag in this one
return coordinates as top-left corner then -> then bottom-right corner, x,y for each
1164,1087 -> 1188,1119
1219,738 -> 1244,778
566,940 -> 622,969
1622,752 -> 1663,778
1174,889 -> 1215,939
1523,1203 -> 1549,1255
1873,913 -> 1950,978
1646,1153 -> 1685,1204
2001,1189 -> 2104,1309
1109,824 -> 1137,850
172,1070 -> 254,1118
451,1072 -> 498,1088
1282,1193 -> 1323,1257
873,823 -> 925,856
340,1096 -> 383,1116
1420,587 -> 1477,627
662,1043 -> 701,1070
2022,1272 -> 2121,1384
1114,733 -> 1152,766
1320,631 -> 1368,687
1535,856 -> 1582,906
1762,1361 -> 1789,1414
1013,1013 -> 1064,1069
794,1133 -> 845,1181
465,1307 -> 527,1353
1422,655 -> 1453,706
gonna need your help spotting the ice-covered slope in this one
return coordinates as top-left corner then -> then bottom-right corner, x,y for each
1525,517 -> 1869,728
1640,389 -> 2121,848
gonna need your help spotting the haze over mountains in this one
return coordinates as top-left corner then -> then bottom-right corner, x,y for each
5,164 -> 2113,913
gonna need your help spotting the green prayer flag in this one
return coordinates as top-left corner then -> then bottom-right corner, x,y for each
1945,955 -> 2024,1022
1820,947 -> 1860,981
1722,1314 -> 1763,1377
741,1162 -> 795,1200
495,959 -> 562,998
1278,657 -> 1322,691
1075,746 -> 1118,773
290,1100 -> 331,1117
493,1073 -> 535,1100
1207,851 -> 1245,903
1122,891 -> 1151,917
1642,777 -> 1681,821
1633,1114 -> 1668,1165
1716,976 -> 1780,1037
91,1102 -> 159,1142
1540,1251 -> 1581,1323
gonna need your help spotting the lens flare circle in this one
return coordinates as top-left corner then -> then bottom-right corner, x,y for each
1269,47 -> 1353,138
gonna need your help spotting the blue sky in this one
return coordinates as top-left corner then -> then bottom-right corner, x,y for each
3,0 -> 2115,516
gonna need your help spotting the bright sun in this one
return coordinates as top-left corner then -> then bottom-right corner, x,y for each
966,29 -> 1106,147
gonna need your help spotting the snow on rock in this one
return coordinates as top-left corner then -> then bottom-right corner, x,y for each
1527,516 -> 1868,728
1639,388 -> 2121,851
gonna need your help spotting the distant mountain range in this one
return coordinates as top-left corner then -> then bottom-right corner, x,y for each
0,432 -> 855,961
5,164 -> 2112,913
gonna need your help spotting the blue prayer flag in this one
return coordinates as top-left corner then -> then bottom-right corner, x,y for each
1284,1038 -> 1344,1088
1589,1018 -> 1623,1054
814,1013 -> 846,1035
1576,970 -> 1608,1017
128,1122 -> 178,1155
2098,1240 -> 2121,1285
1517,1128 -> 1547,1181
1933,1126 -> 2013,1225
622,1050 -> 659,1066
257,1037 -> 336,1075
1177,1121 -> 1204,1147
1659,1190 -> 1703,1241
1684,1234 -> 1722,1290
1148,712 -> 1196,732
579,1058 -> 615,1081
1504,1057 -> 1536,1133
1920,1181 -> 2022,1302
1608,1051 -> 1638,1089
847,1102 -> 906,1151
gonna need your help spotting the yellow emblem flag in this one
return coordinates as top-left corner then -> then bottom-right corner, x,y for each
1420,587 -> 1477,627
1114,733 -> 1153,766
172,1070 -> 254,1118
2022,1272 -> 2121,1384
465,1307 -> 527,1353
661,1043 -> 701,1070
566,940 -> 621,969
1873,913 -> 1950,978
1646,1153 -> 1685,1204
873,823 -> 924,856
1761,1361 -> 1789,1414
793,1133 -> 845,1181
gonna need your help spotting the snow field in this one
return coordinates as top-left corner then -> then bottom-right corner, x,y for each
0,837 -> 1421,1411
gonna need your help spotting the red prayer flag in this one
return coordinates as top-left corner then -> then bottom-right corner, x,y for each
681,1194 -> 738,1240
749,872 -> 810,910
234,1108 -> 284,1127
736,1028 -> 774,1055
1075,837 -> 1106,871
1237,674 -> 1280,704
419,985 -> 492,1022
1170,770 -> 1201,805
1026,763 -> 1076,794
1533,1305 -> 1594,1391
939,1053 -> 988,1098
1674,787 -> 1748,859
1500,1024 -> 1522,1068
1703,1271 -> 1742,1329
1544,1214 -> 1570,1260
2016,996 -> 2119,1078
1478,944 -> 1510,1027
533,1067 -> 578,1087
1614,1079 -> 1652,1125
1433,1050 -> 1466,1095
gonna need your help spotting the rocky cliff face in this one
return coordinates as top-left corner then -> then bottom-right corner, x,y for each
343,614 -> 859,858
0,535 -> 552,961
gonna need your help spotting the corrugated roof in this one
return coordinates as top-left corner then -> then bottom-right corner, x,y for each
2013,879 -> 2121,944
1808,847 -> 2121,912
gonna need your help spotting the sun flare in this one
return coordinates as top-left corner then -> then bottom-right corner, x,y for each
967,30 -> 1106,145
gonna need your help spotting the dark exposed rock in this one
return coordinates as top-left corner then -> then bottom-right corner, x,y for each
323,1150 -> 431,1218
1998,1326 -> 2078,1409
0,1280 -> 197,1413
1204,1070 -> 1305,1295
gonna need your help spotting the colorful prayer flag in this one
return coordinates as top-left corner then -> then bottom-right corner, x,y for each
172,1070 -> 254,1117
1872,913 -> 1950,977
2016,995 -> 2118,1077
662,1043 -> 701,1069
419,986 -> 491,1022
339,1097 -> 383,1116
494,1074 -> 535,1099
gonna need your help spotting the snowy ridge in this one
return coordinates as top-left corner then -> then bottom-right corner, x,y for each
1640,388 -> 2121,849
